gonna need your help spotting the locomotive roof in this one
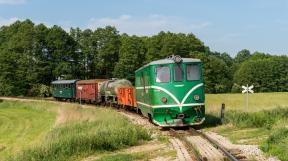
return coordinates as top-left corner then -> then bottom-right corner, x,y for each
51,80 -> 78,84
135,58 -> 201,72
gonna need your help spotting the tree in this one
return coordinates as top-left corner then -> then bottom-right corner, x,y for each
113,34 -> 146,81
234,49 -> 251,64
145,31 -> 205,63
93,26 -> 120,78
46,25 -> 79,79
233,55 -> 288,92
194,53 -> 233,93
0,20 -> 36,95
70,28 -> 96,79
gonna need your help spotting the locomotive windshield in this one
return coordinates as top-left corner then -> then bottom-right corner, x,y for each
155,66 -> 170,83
187,64 -> 200,81
174,64 -> 184,82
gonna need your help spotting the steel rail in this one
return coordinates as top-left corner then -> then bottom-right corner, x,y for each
169,128 -> 202,161
188,128 -> 239,161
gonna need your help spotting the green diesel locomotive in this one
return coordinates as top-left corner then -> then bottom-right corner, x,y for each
135,55 -> 205,127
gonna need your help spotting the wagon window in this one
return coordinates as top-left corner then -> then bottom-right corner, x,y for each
187,64 -> 200,81
174,64 -> 184,82
155,66 -> 170,83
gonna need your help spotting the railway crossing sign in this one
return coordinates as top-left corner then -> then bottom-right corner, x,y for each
242,84 -> 254,111
242,85 -> 254,93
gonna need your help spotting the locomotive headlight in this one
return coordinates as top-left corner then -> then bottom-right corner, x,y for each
161,97 -> 167,103
193,95 -> 199,101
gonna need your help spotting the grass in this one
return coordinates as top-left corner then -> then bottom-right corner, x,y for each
95,153 -> 146,161
261,128 -> 288,161
224,108 -> 288,129
205,92 -> 288,112
0,100 -> 151,161
0,101 -> 56,160
204,92 -> 288,161
93,143 -> 176,161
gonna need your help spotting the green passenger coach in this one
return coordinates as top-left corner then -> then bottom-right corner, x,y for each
135,56 -> 205,127
51,80 -> 77,100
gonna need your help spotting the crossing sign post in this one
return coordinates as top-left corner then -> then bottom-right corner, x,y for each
242,84 -> 254,111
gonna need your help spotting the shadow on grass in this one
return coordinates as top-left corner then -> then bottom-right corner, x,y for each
201,114 -> 222,128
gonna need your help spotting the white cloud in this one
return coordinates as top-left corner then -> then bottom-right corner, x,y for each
0,0 -> 26,5
87,14 -> 211,35
0,17 -> 20,27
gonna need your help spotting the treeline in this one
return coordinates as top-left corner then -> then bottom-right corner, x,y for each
0,20 -> 287,96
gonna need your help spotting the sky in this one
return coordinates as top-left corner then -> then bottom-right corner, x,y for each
1,0 -> 288,56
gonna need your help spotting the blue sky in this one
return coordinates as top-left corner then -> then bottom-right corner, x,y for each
1,0 -> 288,56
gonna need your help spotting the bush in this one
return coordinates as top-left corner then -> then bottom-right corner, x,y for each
28,84 -> 51,97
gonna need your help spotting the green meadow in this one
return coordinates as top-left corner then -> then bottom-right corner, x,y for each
0,100 -> 150,161
205,92 -> 288,161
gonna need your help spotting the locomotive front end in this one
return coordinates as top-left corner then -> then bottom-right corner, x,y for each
135,55 -> 205,127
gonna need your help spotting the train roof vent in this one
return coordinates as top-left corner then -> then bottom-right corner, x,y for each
166,55 -> 182,63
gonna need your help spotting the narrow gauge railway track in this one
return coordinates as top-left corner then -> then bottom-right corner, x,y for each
169,128 -> 247,161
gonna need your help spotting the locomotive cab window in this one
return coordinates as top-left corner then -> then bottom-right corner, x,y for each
155,66 -> 170,83
187,64 -> 200,81
174,64 -> 184,82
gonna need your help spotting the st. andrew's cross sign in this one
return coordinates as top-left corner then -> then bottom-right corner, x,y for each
242,84 -> 254,111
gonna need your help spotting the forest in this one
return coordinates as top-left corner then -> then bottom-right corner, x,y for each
0,19 -> 287,96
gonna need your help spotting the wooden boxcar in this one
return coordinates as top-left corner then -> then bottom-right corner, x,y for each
76,79 -> 106,103
117,87 -> 137,109
51,80 -> 78,100
134,57 -> 205,127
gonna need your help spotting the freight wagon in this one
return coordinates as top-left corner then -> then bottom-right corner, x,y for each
76,79 -> 106,104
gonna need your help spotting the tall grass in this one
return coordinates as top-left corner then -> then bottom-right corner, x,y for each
8,110 -> 150,161
261,128 -> 288,161
224,108 -> 288,129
